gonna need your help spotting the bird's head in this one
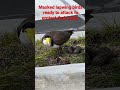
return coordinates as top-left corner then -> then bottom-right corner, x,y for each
17,16 -> 35,46
42,36 -> 52,46
19,28 -> 35,46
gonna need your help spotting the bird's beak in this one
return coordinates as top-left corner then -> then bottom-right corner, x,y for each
46,37 -> 51,44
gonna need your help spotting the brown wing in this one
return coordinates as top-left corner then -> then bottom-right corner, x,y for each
46,31 -> 72,46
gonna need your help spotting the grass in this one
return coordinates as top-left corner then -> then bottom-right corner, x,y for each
86,62 -> 120,89
35,37 -> 85,67
0,32 -> 34,90
64,37 -> 85,46
86,27 -> 120,47
86,18 -> 120,89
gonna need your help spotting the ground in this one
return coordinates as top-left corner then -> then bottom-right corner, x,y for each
35,37 -> 85,67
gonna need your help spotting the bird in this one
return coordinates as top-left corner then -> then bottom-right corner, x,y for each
17,15 -> 35,45
42,30 -> 73,48
85,9 -> 94,23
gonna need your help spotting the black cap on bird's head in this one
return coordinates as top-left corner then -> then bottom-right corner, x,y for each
17,15 -> 35,37
20,22 -> 35,32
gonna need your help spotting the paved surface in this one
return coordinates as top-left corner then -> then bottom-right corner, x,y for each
89,87 -> 120,90
35,63 -> 85,90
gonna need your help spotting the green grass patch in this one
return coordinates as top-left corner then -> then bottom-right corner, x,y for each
35,37 -> 85,67
0,33 -> 34,90
86,18 -> 120,89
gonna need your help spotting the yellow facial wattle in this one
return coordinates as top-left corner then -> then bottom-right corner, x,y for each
46,37 -> 51,44
26,28 -> 35,45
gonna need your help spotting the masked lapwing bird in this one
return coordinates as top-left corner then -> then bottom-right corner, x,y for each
17,16 -> 35,45
42,31 -> 73,48
85,9 -> 93,23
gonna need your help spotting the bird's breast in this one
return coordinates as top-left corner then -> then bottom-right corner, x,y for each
52,44 -> 60,48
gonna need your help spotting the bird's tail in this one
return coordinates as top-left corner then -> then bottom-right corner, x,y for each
66,30 -> 73,35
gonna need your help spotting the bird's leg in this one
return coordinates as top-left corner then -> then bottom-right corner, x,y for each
57,47 -> 63,56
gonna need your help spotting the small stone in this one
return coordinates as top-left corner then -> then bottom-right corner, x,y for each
92,47 -> 114,66
73,46 -> 81,54
68,46 -> 74,53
